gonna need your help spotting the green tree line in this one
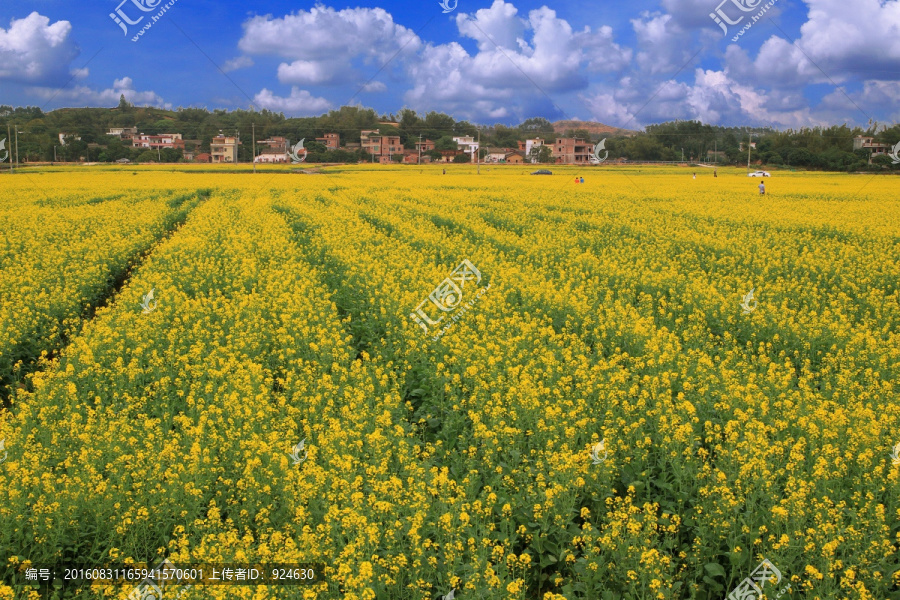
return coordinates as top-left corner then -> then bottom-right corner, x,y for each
1,100 -> 897,170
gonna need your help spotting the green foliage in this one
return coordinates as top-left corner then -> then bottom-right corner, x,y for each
135,149 -> 159,163
434,136 -> 459,151
0,103 -> 891,171
519,117 -> 555,136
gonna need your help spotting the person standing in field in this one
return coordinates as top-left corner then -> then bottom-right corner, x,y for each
693,173 -> 696,179
759,181 -> 765,195
580,177 -> 584,184
714,168 -> 718,177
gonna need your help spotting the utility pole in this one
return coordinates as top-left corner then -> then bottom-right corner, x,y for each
418,133 -> 422,165
157,144 -> 161,163
6,124 -> 11,172
252,123 -> 256,173
15,128 -> 21,169
681,147 -> 684,163
54,145 -> 57,163
747,130 -> 753,171
477,128 -> 481,175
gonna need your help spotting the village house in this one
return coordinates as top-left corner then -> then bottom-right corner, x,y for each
553,137 -> 593,164
361,130 -> 402,163
58,133 -> 82,146
259,137 -> 288,153
485,147 -> 523,163
254,136 -> 288,163
211,135 -> 240,163
316,133 -> 340,150
415,139 -> 436,153
518,138 -> 545,162
438,149 -> 463,162
255,152 -> 288,163
107,127 -> 138,140
453,136 -> 479,160
402,150 -> 422,164
132,133 -> 185,150
853,136 -> 892,162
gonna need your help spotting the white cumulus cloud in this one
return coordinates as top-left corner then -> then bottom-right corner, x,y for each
0,12 -> 79,85
405,0 -> 631,120
238,6 -> 421,86
253,87 -> 333,115
223,56 -> 254,72
27,77 -> 169,108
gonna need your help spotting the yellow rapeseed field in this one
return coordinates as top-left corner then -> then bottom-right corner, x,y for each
0,165 -> 897,600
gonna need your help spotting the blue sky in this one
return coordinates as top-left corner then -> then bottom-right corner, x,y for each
1,0 -> 897,128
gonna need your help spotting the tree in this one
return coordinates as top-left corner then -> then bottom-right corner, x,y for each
434,136 -> 458,151
136,149 -> 158,162
104,138 -> 132,162
452,120 -> 477,137
535,145 -> 553,163
399,108 -> 422,128
623,135 -> 667,161
424,111 -> 456,136
118,94 -> 133,111
787,148 -> 814,166
519,117 -> 555,136
491,125 -> 519,148
565,128 -> 592,141
872,155 -> 898,170
762,151 -> 783,165
304,140 -> 329,162
452,153 -> 470,163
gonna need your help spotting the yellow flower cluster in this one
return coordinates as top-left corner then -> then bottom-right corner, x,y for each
0,165 -> 897,599
0,173 -> 205,396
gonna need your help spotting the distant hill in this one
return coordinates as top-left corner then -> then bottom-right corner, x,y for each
552,120 -> 637,137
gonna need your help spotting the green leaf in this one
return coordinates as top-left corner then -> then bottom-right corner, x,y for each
703,575 -> 725,592
702,576 -> 725,592
704,562 -> 727,579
